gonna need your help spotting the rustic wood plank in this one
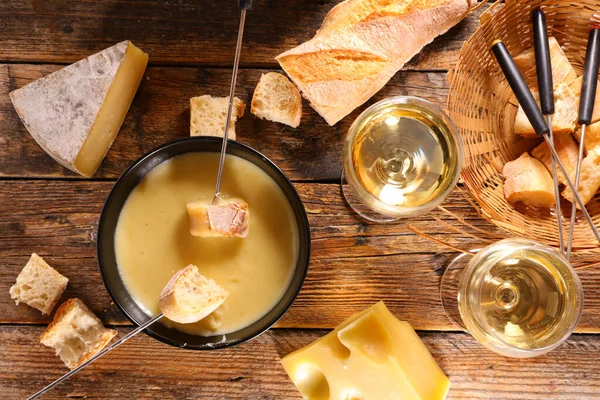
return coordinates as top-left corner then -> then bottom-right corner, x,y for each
0,64 -> 449,180
2,180 -> 599,332
2,325 -> 599,399
0,1 -> 483,70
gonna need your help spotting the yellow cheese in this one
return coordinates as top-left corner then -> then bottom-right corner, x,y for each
10,41 -> 148,177
281,302 -> 450,400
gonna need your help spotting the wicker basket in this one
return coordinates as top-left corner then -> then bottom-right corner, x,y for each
447,0 -> 600,252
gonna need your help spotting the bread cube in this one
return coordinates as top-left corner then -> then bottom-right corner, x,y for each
503,153 -> 556,208
514,82 -> 577,137
562,148 -> 600,207
9,253 -> 68,315
190,95 -> 245,140
159,265 -> 228,324
569,76 -> 600,125
251,72 -> 302,128
574,120 -> 600,154
40,298 -> 117,369
187,199 -> 249,238
531,134 -> 579,186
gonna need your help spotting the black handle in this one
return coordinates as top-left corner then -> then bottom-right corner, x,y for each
532,9 -> 554,115
238,0 -> 252,10
579,28 -> 600,125
492,41 -> 549,136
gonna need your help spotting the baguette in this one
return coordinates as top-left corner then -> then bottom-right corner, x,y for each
251,72 -> 302,128
276,0 -> 475,125
503,152 -> 555,209
190,95 -> 245,139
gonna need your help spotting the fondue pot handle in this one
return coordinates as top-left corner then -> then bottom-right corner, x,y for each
532,9 -> 554,116
238,0 -> 252,10
491,40 -> 549,136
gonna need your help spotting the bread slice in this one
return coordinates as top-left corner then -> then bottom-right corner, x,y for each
190,95 -> 246,140
503,152 -> 555,208
187,199 -> 249,238
574,120 -> 600,154
159,265 -> 229,324
531,134 -> 579,186
251,72 -> 302,128
40,298 -> 117,369
514,81 -> 578,137
562,147 -> 600,207
9,253 -> 68,315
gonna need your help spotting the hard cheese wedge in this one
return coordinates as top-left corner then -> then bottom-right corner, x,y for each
10,41 -> 148,177
281,302 -> 450,400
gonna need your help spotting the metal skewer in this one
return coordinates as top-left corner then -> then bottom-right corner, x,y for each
532,9 -> 564,254
28,313 -> 164,400
213,0 -> 253,205
491,40 -> 600,247
567,26 -> 600,259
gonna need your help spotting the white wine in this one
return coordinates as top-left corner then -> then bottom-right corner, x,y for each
343,96 -> 461,219
458,239 -> 583,358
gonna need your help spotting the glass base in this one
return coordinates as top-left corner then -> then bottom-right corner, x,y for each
341,169 -> 401,223
439,251 -> 473,332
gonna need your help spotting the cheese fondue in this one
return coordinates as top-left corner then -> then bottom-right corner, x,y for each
115,152 -> 299,335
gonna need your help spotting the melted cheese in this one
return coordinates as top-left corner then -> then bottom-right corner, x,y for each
115,153 -> 299,335
281,302 -> 450,400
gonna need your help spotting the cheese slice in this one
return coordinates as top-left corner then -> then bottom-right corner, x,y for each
10,41 -> 148,177
281,302 -> 450,400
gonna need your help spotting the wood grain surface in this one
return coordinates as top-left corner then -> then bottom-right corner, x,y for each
2,180 -> 600,333
2,326 -> 599,399
0,1 -> 483,70
1,64 -> 448,180
2,1 -> 600,398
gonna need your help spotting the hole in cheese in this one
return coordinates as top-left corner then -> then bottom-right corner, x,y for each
73,42 -> 148,177
294,364 -> 330,400
337,311 -> 394,364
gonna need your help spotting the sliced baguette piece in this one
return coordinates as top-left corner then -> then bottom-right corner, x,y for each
514,81 -> 577,137
159,265 -> 229,324
276,0 -> 475,125
190,95 -> 246,140
503,152 -> 555,208
251,72 -> 302,128
562,147 -> 600,208
574,120 -> 600,154
531,134 -> 579,186
569,76 -> 600,125
9,253 -> 68,315
40,298 -> 117,370
187,199 -> 249,238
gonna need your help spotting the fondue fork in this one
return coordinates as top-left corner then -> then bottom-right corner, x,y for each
532,9 -> 564,254
491,40 -> 600,246
566,25 -> 600,259
213,0 -> 253,205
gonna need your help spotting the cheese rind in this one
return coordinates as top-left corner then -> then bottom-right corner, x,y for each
281,302 -> 450,400
10,41 -> 148,177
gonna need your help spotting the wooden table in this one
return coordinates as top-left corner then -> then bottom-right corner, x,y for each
1,1 -> 600,398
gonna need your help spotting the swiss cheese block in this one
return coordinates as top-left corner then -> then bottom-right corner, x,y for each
10,41 -> 148,177
281,302 -> 450,400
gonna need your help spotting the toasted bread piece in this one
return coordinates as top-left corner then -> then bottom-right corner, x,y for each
251,72 -> 302,128
514,82 -> 577,137
503,153 -> 555,208
186,199 -> 249,238
9,253 -> 68,315
159,265 -> 229,324
531,134 -> 579,185
40,298 -> 116,369
569,76 -> 600,125
574,121 -> 600,155
190,95 -> 246,140
562,148 -> 600,207
513,37 -> 577,89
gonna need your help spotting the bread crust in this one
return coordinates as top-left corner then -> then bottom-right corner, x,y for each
276,0 -> 474,125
